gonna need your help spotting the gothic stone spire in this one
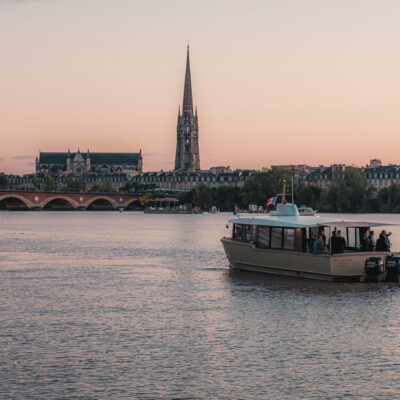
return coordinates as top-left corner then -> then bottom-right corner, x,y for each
182,45 -> 193,115
174,45 -> 200,171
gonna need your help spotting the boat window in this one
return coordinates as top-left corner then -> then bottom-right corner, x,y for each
347,227 -> 358,249
250,225 -> 257,243
245,225 -> 251,242
258,226 -> 270,248
271,228 -> 283,249
233,224 -> 244,240
283,229 -> 295,250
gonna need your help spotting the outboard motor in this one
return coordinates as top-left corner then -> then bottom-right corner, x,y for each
365,257 -> 385,282
385,255 -> 400,282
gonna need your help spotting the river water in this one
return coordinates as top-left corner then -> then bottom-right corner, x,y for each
1,211 -> 400,399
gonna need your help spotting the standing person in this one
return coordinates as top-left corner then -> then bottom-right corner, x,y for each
330,231 -> 337,255
309,232 -> 317,253
385,231 -> 392,252
360,231 -> 369,252
320,229 -> 327,248
376,230 -> 392,252
313,235 -> 324,254
336,230 -> 346,253
367,230 -> 376,252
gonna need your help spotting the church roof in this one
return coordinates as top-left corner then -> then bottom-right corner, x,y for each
39,152 -> 141,165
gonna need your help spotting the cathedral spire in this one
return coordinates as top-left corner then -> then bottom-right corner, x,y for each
182,45 -> 193,115
175,45 -> 200,171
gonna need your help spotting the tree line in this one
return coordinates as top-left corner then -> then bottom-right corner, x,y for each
178,166 -> 400,213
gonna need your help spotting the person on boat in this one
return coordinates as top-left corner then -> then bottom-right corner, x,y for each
320,229 -> 327,248
308,232 -> 317,253
367,230 -> 376,252
330,230 -> 343,254
376,230 -> 392,252
336,230 -> 346,253
360,231 -> 369,252
330,231 -> 338,255
313,235 -> 325,254
235,225 -> 243,240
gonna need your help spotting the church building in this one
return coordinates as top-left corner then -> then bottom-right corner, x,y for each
174,46 -> 200,171
131,47 -> 254,191
36,149 -> 142,176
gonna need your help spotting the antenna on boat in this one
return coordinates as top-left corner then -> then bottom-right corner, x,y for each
282,180 -> 286,204
291,175 -> 294,204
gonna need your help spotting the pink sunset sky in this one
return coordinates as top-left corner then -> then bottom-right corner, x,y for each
1,0 -> 400,174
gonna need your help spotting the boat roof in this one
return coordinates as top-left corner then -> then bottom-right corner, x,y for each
229,215 -> 393,229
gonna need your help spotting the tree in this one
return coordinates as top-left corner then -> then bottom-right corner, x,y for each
90,183 -> 103,192
64,177 -> 76,191
296,185 -> 322,210
241,166 -> 294,206
335,167 -> 368,212
101,181 -> 113,192
375,184 -> 400,213
177,189 -> 196,206
64,177 -> 86,191
32,176 -> 40,190
139,193 -> 153,207
121,182 -> 134,192
365,187 -> 379,213
193,185 -> 213,210
44,176 -> 56,191
214,186 -> 241,211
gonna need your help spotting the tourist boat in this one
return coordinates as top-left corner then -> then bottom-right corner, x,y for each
221,183 -> 398,282
298,205 -> 317,216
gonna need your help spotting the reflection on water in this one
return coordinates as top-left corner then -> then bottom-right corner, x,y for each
1,211 -> 400,399
229,268 -> 400,294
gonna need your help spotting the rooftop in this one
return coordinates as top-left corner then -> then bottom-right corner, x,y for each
39,152 -> 141,165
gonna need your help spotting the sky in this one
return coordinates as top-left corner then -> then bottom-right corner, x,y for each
1,0 -> 400,174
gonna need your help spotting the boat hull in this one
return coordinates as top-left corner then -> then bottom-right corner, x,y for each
221,238 -> 389,282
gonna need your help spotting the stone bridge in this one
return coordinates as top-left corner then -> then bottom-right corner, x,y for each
0,191 -> 142,211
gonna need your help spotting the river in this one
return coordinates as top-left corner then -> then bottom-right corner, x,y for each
1,211 -> 400,399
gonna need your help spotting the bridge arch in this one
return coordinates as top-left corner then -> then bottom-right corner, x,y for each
84,196 -> 118,210
123,198 -> 142,210
0,194 -> 31,210
40,196 -> 79,210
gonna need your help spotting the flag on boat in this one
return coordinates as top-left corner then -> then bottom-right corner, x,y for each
266,196 -> 277,206
234,203 -> 240,217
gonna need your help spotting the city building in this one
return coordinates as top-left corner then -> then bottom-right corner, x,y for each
36,149 -> 142,176
130,169 -> 253,191
369,159 -> 382,168
362,160 -> 400,189
8,173 -> 130,192
305,164 -> 346,187
275,164 -> 316,185
9,157 -> 400,193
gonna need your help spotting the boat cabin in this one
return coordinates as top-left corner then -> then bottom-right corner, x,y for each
230,203 -> 383,254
